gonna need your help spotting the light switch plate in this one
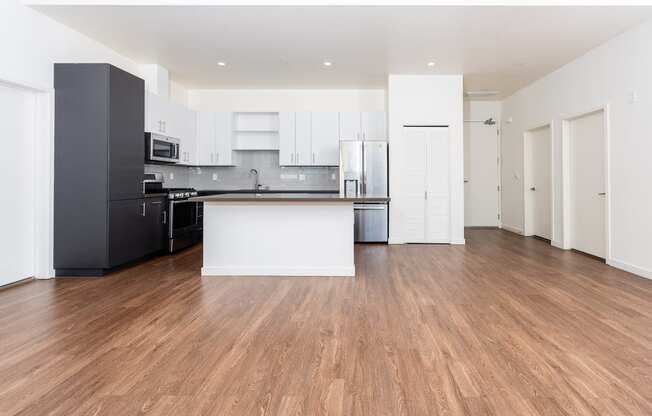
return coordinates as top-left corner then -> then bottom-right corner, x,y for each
169,172 -> 174,180
212,173 -> 218,181
331,173 -> 336,180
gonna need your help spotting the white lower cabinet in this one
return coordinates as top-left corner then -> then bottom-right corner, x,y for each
279,111 -> 339,166
196,112 -> 233,166
401,126 -> 450,243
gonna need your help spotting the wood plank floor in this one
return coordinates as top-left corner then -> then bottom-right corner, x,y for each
1,229 -> 652,416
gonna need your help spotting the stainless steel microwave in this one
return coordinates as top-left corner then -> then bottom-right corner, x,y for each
145,132 -> 179,164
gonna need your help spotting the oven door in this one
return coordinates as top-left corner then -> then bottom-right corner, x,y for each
147,133 -> 180,163
169,200 -> 199,238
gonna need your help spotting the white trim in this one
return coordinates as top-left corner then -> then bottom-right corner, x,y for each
202,266 -> 355,277
500,224 -> 523,235
607,259 -> 652,281
450,239 -> 466,245
551,240 -> 565,249
560,105 -> 611,261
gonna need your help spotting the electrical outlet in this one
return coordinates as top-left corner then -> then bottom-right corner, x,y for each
299,174 -> 306,181
169,172 -> 174,180
331,173 -> 336,180
212,173 -> 218,181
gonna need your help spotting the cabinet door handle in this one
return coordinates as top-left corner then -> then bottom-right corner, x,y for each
163,210 -> 167,224
216,152 -> 219,163
290,153 -> 294,164
141,202 -> 146,217
312,153 -> 315,164
296,152 -> 299,164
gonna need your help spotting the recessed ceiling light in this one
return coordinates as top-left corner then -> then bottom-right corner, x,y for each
323,61 -> 332,67
427,62 -> 436,67
217,61 -> 226,67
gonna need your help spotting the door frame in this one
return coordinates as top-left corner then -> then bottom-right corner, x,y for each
0,77 -> 54,280
522,121 -> 554,240
463,119 -> 501,227
560,104 -> 611,260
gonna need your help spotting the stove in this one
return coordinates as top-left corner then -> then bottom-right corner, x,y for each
144,184 -> 202,253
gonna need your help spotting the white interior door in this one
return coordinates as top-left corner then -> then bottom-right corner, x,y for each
401,128 -> 428,242
525,126 -> 552,239
464,121 -> 499,226
426,128 -> 451,242
0,84 -> 35,287
570,110 -> 606,258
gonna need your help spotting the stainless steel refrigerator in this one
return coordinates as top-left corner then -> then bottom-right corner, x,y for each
340,141 -> 388,242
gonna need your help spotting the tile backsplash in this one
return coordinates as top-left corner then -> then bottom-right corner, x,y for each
145,151 -> 339,191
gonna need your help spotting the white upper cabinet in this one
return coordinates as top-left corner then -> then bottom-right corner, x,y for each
197,111 -> 216,166
339,111 -> 387,141
361,111 -> 387,140
279,112 -> 296,166
295,112 -> 312,166
214,112 -> 233,166
279,112 -> 338,166
197,111 -> 233,166
178,108 -> 197,165
339,112 -> 361,140
311,112 -> 340,166
145,92 -> 168,134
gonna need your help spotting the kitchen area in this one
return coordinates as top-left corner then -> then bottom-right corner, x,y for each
53,63 -> 389,277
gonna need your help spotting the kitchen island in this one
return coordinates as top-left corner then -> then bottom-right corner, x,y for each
191,193 -> 389,277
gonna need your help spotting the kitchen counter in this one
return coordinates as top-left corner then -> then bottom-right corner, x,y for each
192,193 -> 389,203
197,189 -> 338,196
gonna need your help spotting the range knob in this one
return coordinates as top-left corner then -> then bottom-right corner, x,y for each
184,192 -> 190,198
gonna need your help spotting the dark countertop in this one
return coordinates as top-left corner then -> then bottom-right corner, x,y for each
191,193 -> 390,203
197,189 -> 339,196
144,193 -> 168,199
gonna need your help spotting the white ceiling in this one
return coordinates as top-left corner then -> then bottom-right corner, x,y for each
30,4 -> 652,97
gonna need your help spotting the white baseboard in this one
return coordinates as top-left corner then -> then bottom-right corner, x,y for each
606,259 -> 652,281
551,240 -> 565,249
500,224 -> 523,235
202,265 -> 355,277
450,239 -> 466,245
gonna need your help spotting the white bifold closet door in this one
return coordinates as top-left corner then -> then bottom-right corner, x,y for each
401,126 -> 450,243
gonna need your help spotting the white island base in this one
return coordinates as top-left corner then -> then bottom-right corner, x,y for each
201,201 -> 355,277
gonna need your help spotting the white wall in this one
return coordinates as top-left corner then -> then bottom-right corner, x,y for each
501,18 -> 652,279
464,100 -> 501,123
0,0 -> 147,280
188,89 -> 386,112
387,75 -> 465,244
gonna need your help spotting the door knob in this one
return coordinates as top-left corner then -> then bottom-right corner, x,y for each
598,192 -> 606,196
530,187 -> 536,191
464,179 -> 469,183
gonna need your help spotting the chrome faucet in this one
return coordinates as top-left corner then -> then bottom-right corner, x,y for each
249,169 -> 259,190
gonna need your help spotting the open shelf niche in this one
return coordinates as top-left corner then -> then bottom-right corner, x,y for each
232,112 -> 280,151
